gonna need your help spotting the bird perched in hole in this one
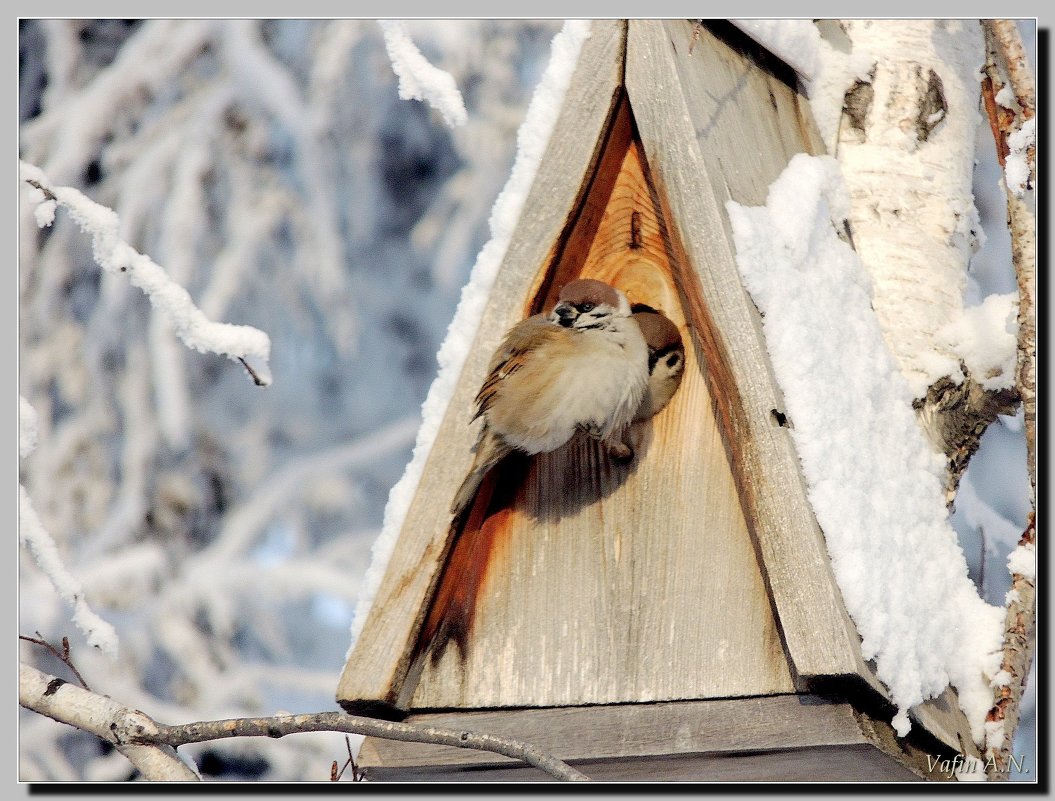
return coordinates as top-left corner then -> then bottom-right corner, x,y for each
450,278 -> 649,519
631,305 -> 685,422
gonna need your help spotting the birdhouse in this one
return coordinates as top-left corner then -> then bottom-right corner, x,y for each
337,20 -> 979,781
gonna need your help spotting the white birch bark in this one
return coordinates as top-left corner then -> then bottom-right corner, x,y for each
834,20 -> 1018,497
835,20 -> 985,399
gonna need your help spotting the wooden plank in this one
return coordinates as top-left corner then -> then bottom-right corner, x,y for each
408,96 -> 795,709
336,20 -> 628,713
360,695 -> 870,769
624,19 -> 866,683
362,745 -> 925,782
358,696 -> 949,781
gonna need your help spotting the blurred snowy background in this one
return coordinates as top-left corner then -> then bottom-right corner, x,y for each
17,19 -> 1033,781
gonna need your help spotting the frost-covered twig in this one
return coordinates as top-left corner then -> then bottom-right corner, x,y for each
20,663 -> 199,781
378,20 -> 468,127
19,396 -> 119,657
19,161 -> 272,386
20,487 -> 120,657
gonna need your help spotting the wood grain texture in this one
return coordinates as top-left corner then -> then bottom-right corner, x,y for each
361,745 -> 925,782
408,94 -> 795,708
336,20 -> 628,713
357,696 -> 944,781
625,20 -> 977,756
625,19 -> 866,684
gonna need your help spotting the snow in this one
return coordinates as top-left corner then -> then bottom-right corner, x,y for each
379,20 -> 468,128
19,485 -> 120,657
995,84 -> 1016,109
726,153 -> 1004,741
348,20 -> 593,648
729,19 -> 874,150
20,396 -> 120,656
1004,117 -> 1035,197
954,755 -> 988,781
1006,542 -> 1035,580
990,669 -> 1013,687
729,19 -> 821,78
940,292 -> 1019,391
19,395 -> 39,459
19,160 -> 273,385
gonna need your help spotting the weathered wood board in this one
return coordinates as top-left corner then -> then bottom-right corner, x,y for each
359,696 -> 950,781
407,90 -> 795,708
336,20 -> 628,715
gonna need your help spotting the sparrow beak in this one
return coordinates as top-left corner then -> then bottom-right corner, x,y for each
553,303 -> 577,328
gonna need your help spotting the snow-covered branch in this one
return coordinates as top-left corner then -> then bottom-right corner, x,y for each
19,160 -> 272,385
379,20 -> 468,128
978,20 -> 1037,781
19,396 -> 118,657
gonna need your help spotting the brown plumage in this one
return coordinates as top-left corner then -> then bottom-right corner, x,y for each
631,306 -> 685,421
449,279 -> 648,521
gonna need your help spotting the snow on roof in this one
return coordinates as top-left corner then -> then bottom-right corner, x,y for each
727,153 -> 1004,742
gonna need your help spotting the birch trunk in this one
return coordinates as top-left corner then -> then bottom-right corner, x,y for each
836,20 -> 1017,496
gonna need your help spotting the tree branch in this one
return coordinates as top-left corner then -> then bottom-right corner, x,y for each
20,663 -> 199,781
979,19 -> 1037,781
20,633 -> 92,690
133,712 -> 590,781
983,515 -> 1036,780
987,20 -> 1036,121
982,22 -> 1037,499
20,662 -> 589,782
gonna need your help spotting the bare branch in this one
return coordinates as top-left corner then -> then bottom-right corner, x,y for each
136,712 -> 590,781
20,662 -> 588,781
19,632 -> 92,690
24,177 -> 57,201
332,735 -> 364,782
237,356 -> 267,387
19,663 -> 199,781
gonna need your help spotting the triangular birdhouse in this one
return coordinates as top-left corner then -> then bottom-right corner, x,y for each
338,20 -> 979,781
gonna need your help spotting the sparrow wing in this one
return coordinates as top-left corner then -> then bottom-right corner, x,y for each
473,314 -> 559,421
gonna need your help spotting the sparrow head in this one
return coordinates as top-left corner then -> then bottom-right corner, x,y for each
631,304 -> 685,420
551,278 -> 631,330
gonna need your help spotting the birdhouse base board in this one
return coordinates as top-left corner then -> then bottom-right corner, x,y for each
356,695 -> 956,782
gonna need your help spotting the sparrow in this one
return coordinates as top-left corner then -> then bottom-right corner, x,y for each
450,278 -> 649,519
630,305 -> 685,421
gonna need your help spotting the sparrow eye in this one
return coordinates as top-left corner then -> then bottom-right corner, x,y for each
580,302 -> 595,312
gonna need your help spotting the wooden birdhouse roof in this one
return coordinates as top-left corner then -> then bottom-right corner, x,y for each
337,19 -> 978,780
